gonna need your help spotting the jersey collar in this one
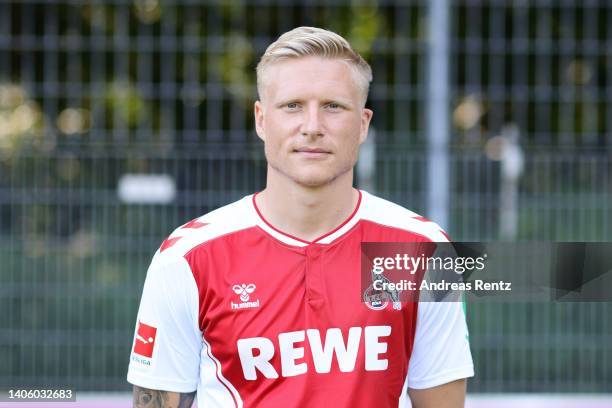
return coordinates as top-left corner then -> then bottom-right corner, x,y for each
251,190 -> 363,247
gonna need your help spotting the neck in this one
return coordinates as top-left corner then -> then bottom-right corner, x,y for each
255,170 -> 359,242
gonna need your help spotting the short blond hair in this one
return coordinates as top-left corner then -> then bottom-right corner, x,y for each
256,26 -> 372,105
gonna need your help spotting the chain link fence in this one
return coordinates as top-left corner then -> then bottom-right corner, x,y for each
0,0 -> 610,394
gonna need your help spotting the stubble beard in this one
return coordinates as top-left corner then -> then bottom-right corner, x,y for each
267,157 -> 356,189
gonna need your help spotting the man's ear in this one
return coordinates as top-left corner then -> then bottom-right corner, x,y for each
254,100 -> 265,142
359,108 -> 374,144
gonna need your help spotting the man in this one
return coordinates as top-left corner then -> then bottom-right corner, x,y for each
127,26 -> 473,408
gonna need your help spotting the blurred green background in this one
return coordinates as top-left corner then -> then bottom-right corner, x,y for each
0,0 -> 610,393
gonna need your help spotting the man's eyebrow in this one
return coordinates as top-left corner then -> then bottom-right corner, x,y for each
323,99 -> 353,107
274,98 -> 354,108
274,98 -> 302,107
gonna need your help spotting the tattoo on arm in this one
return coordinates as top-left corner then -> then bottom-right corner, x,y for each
133,386 -> 196,408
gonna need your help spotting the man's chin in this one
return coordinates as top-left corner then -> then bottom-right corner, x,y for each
291,172 -> 344,188
268,163 -> 352,188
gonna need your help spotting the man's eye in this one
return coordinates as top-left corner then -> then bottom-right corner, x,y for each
286,103 -> 298,109
327,103 -> 342,110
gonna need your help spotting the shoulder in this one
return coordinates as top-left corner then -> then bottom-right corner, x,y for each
359,190 -> 450,243
151,194 -> 257,266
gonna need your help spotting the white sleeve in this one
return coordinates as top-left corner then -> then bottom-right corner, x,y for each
407,300 -> 474,389
127,253 -> 202,392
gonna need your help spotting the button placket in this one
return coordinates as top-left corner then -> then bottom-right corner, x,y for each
304,245 -> 325,304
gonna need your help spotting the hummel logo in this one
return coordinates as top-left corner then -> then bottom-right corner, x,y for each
231,283 -> 260,310
233,283 -> 256,302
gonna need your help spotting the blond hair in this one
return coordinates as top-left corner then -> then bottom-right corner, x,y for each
256,26 -> 372,105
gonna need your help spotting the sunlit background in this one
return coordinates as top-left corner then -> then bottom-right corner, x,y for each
0,0 -> 610,405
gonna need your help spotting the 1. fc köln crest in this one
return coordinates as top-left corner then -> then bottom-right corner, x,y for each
133,321 -> 157,358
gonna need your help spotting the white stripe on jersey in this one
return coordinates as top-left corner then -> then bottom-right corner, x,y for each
198,334 -> 243,408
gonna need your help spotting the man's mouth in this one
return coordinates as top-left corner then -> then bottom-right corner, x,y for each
294,147 -> 331,154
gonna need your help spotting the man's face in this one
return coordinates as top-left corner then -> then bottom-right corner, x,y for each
254,56 -> 373,188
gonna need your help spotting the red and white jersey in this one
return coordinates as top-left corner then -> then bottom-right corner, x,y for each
127,190 -> 474,407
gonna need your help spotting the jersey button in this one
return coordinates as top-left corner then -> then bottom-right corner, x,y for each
307,244 -> 323,258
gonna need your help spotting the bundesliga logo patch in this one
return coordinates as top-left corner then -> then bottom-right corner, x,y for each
133,321 -> 157,358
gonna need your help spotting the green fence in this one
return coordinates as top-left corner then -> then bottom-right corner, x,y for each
1,0 -> 611,394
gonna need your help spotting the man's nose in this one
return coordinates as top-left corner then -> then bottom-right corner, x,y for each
301,106 -> 324,137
